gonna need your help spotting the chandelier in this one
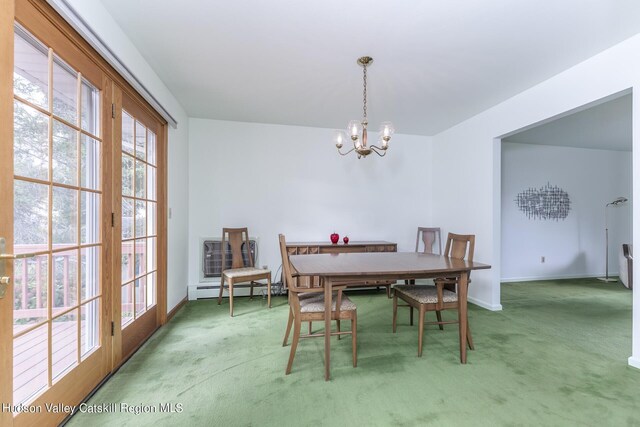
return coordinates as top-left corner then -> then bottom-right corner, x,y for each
334,56 -> 394,158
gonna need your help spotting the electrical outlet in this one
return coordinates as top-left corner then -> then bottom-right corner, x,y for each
541,256 -> 545,263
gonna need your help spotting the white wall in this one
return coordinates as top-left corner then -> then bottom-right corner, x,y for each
188,119 -> 433,288
65,0 -> 189,312
431,34 -> 640,366
501,142 -> 631,281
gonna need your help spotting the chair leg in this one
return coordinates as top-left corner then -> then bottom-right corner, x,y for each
249,282 -> 254,300
229,281 -> 234,317
283,308 -> 293,346
410,307 -> 414,326
217,275 -> 225,305
351,314 -> 357,368
418,307 -> 425,357
466,320 -> 474,350
308,321 -> 312,335
386,285 -> 391,299
337,320 -> 341,340
436,311 -> 444,330
286,316 -> 302,375
392,293 -> 398,333
267,275 -> 272,308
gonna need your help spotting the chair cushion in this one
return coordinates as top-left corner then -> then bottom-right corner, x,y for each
299,292 -> 357,313
223,267 -> 270,278
394,285 -> 458,304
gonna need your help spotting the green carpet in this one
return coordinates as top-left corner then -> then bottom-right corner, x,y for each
67,279 -> 639,426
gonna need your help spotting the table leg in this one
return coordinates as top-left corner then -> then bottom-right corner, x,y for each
458,272 -> 469,364
324,277 -> 332,381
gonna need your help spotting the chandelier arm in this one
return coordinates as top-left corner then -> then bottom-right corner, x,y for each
369,145 -> 387,157
337,147 -> 356,156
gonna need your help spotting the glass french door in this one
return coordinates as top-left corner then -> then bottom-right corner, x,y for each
0,1 -> 166,424
115,90 -> 162,361
0,21 -> 111,426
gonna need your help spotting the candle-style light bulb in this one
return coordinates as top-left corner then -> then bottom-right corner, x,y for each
348,120 -> 362,140
333,130 -> 347,149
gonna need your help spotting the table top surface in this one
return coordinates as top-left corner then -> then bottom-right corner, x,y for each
286,240 -> 396,247
289,252 -> 491,277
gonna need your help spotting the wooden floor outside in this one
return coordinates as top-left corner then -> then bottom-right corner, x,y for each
13,321 -> 81,405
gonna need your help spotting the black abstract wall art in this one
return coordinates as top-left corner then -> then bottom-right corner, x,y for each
515,183 -> 571,221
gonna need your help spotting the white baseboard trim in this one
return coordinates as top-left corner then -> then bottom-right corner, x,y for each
501,273 -> 618,283
629,356 -> 640,369
467,296 -> 502,311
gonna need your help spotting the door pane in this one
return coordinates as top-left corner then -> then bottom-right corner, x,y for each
134,239 -> 146,277
81,246 -> 100,301
81,191 -> 100,244
122,154 -> 134,197
52,186 -> 78,248
81,299 -> 99,359
135,160 -> 146,199
147,131 -> 156,165
81,134 -> 100,190
52,119 -> 78,186
52,311 -> 78,380
146,272 -> 156,309
147,165 -> 156,201
81,80 -> 100,135
122,241 -> 134,283
122,111 -> 135,155
13,256 -> 48,335
135,121 -> 146,161
122,284 -> 133,327
52,56 -> 78,125
122,197 -> 134,239
14,180 -> 48,254
14,324 -> 49,405
147,237 -> 156,272
135,200 -> 146,238
52,250 -> 78,316
147,202 -> 157,236
14,100 -> 49,180
135,277 -> 146,317
14,28 -> 49,109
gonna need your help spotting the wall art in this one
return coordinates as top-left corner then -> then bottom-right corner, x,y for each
515,183 -> 571,220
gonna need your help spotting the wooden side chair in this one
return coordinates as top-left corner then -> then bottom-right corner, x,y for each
393,233 -> 475,358
404,227 -> 442,286
278,234 -> 357,375
217,227 -> 271,317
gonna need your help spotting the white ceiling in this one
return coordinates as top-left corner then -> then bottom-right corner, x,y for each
504,93 -> 631,151
100,0 -> 640,136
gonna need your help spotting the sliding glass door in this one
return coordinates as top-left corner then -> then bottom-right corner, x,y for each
0,1 -> 167,425
0,21 -> 111,426
114,90 -> 163,360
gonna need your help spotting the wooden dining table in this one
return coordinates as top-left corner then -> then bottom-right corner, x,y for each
288,251 -> 491,381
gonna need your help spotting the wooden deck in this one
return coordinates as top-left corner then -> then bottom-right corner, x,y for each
13,321 -> 82,405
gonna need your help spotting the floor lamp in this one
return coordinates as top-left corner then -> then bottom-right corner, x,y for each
598,196 -> 628,282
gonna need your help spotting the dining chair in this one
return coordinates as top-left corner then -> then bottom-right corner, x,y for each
278,234 -> 357,375
393,233 -> 475,358
217,227 -> 271,317
404,227 -> 442,286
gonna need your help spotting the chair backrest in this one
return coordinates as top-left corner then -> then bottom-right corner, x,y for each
443,233 -> 475,262
415,227 -> 442,255
221,227 -> 254,270
278,234 -> 319,293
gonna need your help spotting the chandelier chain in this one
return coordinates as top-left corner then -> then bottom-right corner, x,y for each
362,64 -> 367,121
